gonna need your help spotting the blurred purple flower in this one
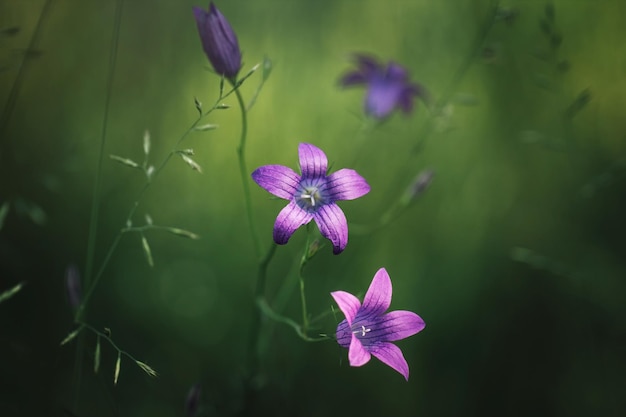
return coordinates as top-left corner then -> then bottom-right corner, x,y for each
184,383 -> 202,417
65,264 -> 81,310
251,143 -> 370,254
331,268 -> 425,380
340,54 -> 426,119
193,2 -> 242,80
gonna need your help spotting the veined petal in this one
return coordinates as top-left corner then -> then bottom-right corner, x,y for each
251,165 -> 300,200
298,143 -> 327,179
331,291 -> 361,326
370,342 -> 410,381
324,169 -> 370,201
313,203 -> 348,255
273,200 -> 313,245
356,310 -> 425,346
361,268 -> 392,315
348,334 -> 371,367
335,319 -> 352,348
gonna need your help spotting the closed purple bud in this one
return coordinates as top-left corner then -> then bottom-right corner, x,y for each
184,383 -> 202,417
402,169 -> 434,205
193,2 -> 242,80
65,264 -> 81,310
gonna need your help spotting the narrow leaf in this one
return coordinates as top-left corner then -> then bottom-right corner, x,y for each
141,235 -> 154,267
0,281 -> 24,304
565,89 -> 592,119
180,154 -> 203,173
94,336 -> 101,374
114,352 -> 121,386
194,97 -> 202,115
60,326 -> 84,346
166,227 -> 200,240
143,130 -> 151,156
193,123 -> 218,132
110,155 -> 141,169
135,360 -> 158,377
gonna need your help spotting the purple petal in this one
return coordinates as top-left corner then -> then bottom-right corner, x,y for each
335,319 -> 352,348
324,169 -> 370,201
365,78 -> 404,119
381,311 -> 426,341
312,203 -> 348,254
386,62 -> 408,81
353,53 -> 382,74
356,311 -> 425,346
370,342 -> 410,381
361,268 -> 392,315
273,200 -> 313,245
348,334 -> 371,367
331,291 -> 361,326
298,143 -> 328,179
339,70 -> 368,87
251,165 -> 300,200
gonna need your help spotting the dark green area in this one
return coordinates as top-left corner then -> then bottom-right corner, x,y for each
1,1 -> 625,416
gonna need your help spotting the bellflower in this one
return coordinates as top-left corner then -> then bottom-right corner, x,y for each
331,268 -> 425,380
339,54 -> 426,119
251,143 -> 370,254
193,2 -> 242,80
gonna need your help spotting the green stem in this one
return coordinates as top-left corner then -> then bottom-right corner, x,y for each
298,225 -> 314,333
82,0 -> 124,313
234,87 -> 262,259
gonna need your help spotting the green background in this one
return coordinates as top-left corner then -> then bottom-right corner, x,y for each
1,0 -> 625,416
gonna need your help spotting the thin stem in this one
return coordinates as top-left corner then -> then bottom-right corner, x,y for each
234,87 -> 262,259
82,0 -> 124,316
298,225 -> 314,333
246,242 -> 277,377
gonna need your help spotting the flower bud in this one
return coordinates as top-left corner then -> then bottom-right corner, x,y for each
193,2 -> 242,80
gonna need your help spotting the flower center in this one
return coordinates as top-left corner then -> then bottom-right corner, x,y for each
352,325 -> 371,338
297,185 -> 324,210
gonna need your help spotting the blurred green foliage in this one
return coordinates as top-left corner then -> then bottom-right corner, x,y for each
1,0 -> 625,416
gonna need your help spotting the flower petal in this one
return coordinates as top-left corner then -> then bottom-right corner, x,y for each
313,203 -> 348,254
365,78 -> 404,119
361,268 -> 392,315
251,164 -> 300,200
370,342 -> 410,381
273,200 -> 313,245
348,334 -> 371,367
324,169 -> 370,201
335,319 -> 352,348
331,291 -> 361,326
339,70 -> 368,87
382,310 -> 425,341
298,143 -> 327,179
357,310 -> 425,346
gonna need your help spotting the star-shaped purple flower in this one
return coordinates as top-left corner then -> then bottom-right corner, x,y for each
331,268 -> 425,380
339,54 -> 426,120
251,143 -> 370,255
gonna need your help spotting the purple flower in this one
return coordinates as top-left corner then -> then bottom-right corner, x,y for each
193,2 -> 242,80
331,268 -> 425,380
339,54 -> 426,119
251,143 -> 370,254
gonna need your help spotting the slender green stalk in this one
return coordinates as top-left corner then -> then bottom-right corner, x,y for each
82,0 -> 124,305
234,87 -> 262,259
298,225 -> 314,333
73,0 -> 123,408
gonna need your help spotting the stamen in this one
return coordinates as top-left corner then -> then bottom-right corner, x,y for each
352,325 -> 371,337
